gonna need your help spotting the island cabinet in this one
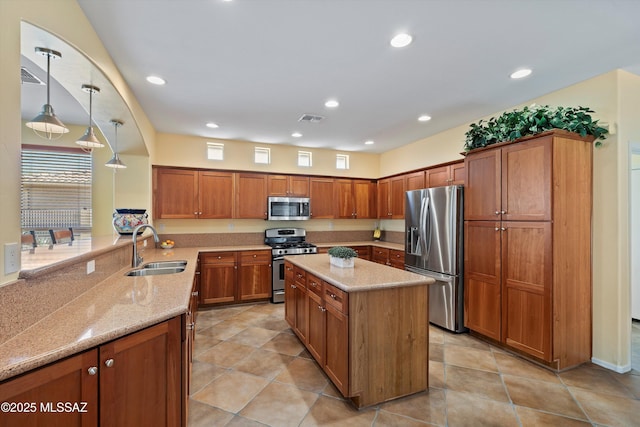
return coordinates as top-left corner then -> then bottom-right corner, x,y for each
0,317 -> 183,427
464,130 -> 593,370
284,255 -> 430,408
154,168 -> 234,219
317,245 -> 370,261
309,178 -> 335,219
377,175 -> 405,219
268,175 -> 309,197
199,251 -> 272,306
425,161 -> 465,188
334,179 -> 377,219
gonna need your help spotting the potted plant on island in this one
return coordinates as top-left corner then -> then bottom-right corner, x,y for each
463,105 -> 608,152
328,246 -> 358,268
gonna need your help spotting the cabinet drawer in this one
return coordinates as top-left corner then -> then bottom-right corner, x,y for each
239,250 -> 271,264
389,249 -> 405,268
371,247 -> 389,263
324,282 -> 348,314
294,266 -> 307,289
200,252 -> 236,264
307,273 -> 323,296
284,261 -> 295,282
352,246 -> 370,260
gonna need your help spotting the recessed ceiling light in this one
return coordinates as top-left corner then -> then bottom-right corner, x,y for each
418,115 -> 432,122
206,122 -> 219,129
364,140 -> 375,145
510,68 -> 532,79
292,132 -> 302,138
390,33 -> 413,48
146,75 -> 166,85
324,99 -> 339,108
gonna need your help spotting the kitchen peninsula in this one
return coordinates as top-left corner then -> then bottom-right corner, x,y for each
283,254 -> 434,408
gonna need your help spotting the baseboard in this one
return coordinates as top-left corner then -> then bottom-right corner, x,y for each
591,357 -> 632,373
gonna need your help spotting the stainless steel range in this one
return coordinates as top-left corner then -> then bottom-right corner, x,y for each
265,228 -> 317,303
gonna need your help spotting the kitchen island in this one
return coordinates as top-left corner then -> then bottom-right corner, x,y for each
283,254 -> 434,408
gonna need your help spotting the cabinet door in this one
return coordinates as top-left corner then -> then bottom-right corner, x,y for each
309,178 -> 335,219
501,221 -> 552,361
464,221 -> 502,340
389,249 -> 405,269
200,253 -> 237,304
238,251 -> 272,301
284,262 -> 296,328
354,180 -> 376,219
377,179 -> 390,219
501,138 -> 552,221
405,171 -> 425,191
450,162 -> 465,185
352,246 -> 370,261
294,284 -> 308,342
371,247 -> 390,266
288,176 -> 310,197
325,303 -> 348,396
464,150 -> 501,220
334,179 -> 355,219
235,173 -> 268,219
425,165 -> 451,188
100,317 -> 182,427
267,175 -> 289,196
388,176 -> 405,219
0,350 -> 98,427
199,171 -> 234,218
154,168 -> 199,219
307,289 -> 325,364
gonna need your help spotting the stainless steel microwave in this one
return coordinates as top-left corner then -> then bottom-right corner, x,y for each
267,197 -> 311,220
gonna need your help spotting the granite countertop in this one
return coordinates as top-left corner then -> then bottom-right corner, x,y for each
1,239 -> 403,382
284,253 -> 433,292
315,241 -> 403,251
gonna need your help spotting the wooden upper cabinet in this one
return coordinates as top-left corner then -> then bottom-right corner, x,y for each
378,176 -> 404,219
336,179 -> 376,219
154,168 -> 199,219
267,175 -> 309,197
199,171 -> 234,219
425,161 -> 465,188
309,178 -> 335,219
464,150 -> 501,220
235,173 -> 268,219
501,138 -> 551,222
405,171 -> 425,191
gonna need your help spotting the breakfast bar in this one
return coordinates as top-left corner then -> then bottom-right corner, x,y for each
283,254 -> 434,408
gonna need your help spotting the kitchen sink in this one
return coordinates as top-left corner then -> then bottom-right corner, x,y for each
142,260 -> 187,269
125,266 -> 186,276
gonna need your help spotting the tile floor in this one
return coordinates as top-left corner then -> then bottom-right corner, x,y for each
188,303 -> 640,427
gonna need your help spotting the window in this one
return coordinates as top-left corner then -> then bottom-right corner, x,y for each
255,147 -> 271,164
207,142 -> 224,160
21,145 -> 92,243
298,151 -> 312,167
336,154 -> 350,170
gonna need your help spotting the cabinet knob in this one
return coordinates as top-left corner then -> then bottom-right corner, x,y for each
501,210 -> 507,214
495,211 -> 500,215
330,293 -> 337,299
104,359 -> 114,368
87,367 -> 98,376
217,256 -> 222,259
318,305 -> 326,312
501,227 -> 506,231
192,291 -> 199,297
186,322 -> 195,330
495,227 -> 500,231
194,212 -> 198,215
253,254 -> 257,258
291,284 -> 296,289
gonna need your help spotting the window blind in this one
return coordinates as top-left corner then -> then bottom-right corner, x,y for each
21,146 -> 92,238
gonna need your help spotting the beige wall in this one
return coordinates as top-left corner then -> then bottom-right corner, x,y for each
154,132 -> 380,178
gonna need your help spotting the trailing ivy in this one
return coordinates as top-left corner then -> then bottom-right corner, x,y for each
463,105 -> 608,151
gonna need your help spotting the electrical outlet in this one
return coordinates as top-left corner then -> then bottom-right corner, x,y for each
143,239 -> 147,247
87,260 -> 95,275
4,243 -> 19,274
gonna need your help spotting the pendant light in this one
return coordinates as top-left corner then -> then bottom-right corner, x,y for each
76,84 -> 104,151
25,47 -> 69,139
105,120 -> 126,169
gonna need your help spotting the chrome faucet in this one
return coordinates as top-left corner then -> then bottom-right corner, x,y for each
132,224 -> 160,267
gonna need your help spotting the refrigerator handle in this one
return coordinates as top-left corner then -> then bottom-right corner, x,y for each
407,226 -> 420,255
421,195 -> 431,259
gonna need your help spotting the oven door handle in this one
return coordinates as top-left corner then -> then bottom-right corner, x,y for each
273,256 -> 285,261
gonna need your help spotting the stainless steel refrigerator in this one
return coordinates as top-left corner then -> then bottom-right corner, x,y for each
405,185 -> 466,333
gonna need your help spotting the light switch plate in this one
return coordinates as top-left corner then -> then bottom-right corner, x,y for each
4,242 -> 19,274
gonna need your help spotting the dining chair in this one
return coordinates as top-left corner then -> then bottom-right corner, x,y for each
21,231 -> 37,249
49,228 -> 74,245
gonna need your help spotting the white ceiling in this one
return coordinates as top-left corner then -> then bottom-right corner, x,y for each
22,0 -> 640,154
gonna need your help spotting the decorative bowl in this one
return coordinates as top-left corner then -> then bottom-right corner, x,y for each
160,243 -> 174,249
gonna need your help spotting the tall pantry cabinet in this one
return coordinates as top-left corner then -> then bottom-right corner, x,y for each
463,130 -> 593,370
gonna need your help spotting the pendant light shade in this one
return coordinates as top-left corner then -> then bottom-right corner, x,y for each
25,47 -> 69,139
105,120 -> 126,169
76,84 -> 104,149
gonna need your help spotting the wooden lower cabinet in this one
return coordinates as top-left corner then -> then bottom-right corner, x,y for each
284,263 -> 427,408
200,250 -> 272,306
0,317 -> 184,427
371,247 -> 405,269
